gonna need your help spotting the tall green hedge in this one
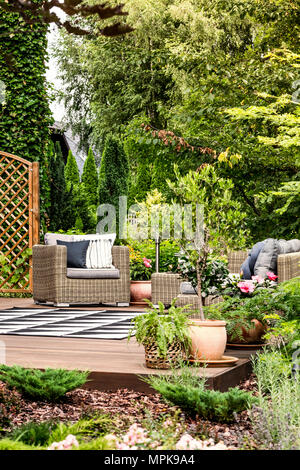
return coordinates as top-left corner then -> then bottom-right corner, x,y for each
0,8 -> 53,223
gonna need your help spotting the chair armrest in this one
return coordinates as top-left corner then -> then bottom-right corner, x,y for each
32,245 -> 67,301
151,272 -> 181,306
227,250 -> 248,274
33,245 -> 67,282
277,252 -> 300,283
112,246 -> 130,277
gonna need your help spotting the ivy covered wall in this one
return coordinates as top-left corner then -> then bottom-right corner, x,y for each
0,7 -> 53,220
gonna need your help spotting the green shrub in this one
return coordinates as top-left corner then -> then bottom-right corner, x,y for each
48,415 -> 112,444
251,350 -> 300,450
0,365 -> 89,402
146,377 -> 257,422
7,420 -> 57,446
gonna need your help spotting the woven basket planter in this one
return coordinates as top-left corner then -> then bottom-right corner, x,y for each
144,342 -> 187,369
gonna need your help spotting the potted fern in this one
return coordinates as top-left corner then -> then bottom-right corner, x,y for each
128,300 -> 191,369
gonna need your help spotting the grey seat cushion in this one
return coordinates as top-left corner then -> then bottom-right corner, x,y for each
67,268 -> 120,279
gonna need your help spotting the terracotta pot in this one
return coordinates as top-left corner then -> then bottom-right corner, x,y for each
228,319 -> 266,344
130,280 -> 151,304
188,320 -> 227,361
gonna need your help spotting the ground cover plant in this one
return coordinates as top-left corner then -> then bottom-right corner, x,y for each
0,365 -> 89,402
144,364 -> 257,423
250,350 -> 300,450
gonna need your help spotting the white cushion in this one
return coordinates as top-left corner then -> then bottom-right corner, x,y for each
44,233 -> 73,245
72,233 -> 116,269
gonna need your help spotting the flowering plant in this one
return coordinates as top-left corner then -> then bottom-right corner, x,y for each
129,246 -> 153,281
222,272 -> 278,297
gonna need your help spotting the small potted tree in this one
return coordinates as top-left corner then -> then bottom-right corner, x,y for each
128,299 -> 191,369
168,164 -> 248,361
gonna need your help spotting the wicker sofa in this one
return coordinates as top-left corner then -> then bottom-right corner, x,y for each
32,244 -> 130,307
151,250 -> 300,309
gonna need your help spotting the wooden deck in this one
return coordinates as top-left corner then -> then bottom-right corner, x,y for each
0,298 -> 257,393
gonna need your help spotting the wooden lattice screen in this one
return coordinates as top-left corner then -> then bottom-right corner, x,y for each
0,151 -> 39,293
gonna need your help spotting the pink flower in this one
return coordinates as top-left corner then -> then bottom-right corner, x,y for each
266,272 -> 278,281
251,275 -> 264,284
237,281 -> 255,294
48,434 -> 79,450
143,258 -> 152,268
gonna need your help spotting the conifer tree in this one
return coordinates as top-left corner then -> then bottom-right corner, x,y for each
98,134 -> 129,234
64,150 -> 80,190
82,147 -> 99,206
49,142 -> 75,231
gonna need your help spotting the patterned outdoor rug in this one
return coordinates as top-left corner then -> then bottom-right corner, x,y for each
0,308 -> 143,340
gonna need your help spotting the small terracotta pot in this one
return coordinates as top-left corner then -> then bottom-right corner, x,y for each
188,319 -> 227,361
130,280 -> 151,304
228,319 -> 266,344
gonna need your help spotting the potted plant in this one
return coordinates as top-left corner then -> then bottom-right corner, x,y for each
167,164 -> 248,360
217,272 -> 279,344
128,300 -> 191,369
129,246 -> 153,304
176,252 -> 230,304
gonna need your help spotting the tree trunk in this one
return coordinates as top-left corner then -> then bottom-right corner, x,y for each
196,258 -> 205,320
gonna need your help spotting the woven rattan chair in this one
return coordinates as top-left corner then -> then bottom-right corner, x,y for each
32,245 -> 130,307
151,250 -> 300,309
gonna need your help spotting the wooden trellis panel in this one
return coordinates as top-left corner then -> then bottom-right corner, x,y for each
0,151 -> 39,293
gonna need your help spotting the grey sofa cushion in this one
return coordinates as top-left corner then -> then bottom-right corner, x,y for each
278,239 -> 300,254
254,238 -> 280,277
180,281 -> 197,295
241,241 -> 265,279
66,268 -> 120,279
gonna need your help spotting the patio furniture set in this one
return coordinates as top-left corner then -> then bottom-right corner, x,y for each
32,234 -> 300,307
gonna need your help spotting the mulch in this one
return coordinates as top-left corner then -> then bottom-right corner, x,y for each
2,375 -> 258,449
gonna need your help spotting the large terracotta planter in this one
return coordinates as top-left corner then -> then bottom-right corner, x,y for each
130,280 -> 151,305
228,319 -> 266,344
188,319 -> 227,361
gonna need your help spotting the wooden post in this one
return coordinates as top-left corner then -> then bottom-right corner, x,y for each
29,162 -> 40,291
32,162 -> 40,246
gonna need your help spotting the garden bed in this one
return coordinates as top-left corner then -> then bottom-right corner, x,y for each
1,376 -> 257,450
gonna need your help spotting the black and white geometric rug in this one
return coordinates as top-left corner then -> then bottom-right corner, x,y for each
0,308 -> 143,340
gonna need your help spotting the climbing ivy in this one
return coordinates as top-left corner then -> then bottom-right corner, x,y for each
0,6 -> 53,225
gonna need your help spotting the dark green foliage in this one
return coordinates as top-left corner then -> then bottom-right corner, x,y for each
82,147 -> 98,206
64,150 -> 80,189
0,365 -> 89,402
98,134 -> 129,234
7,420 -> 57,446
0,8 -> 53,225
48,142 -> 75,231
148,381 -> 257,422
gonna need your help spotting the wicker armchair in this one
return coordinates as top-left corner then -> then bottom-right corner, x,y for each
151,250 -> 300,309
33,245 -> 130,307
